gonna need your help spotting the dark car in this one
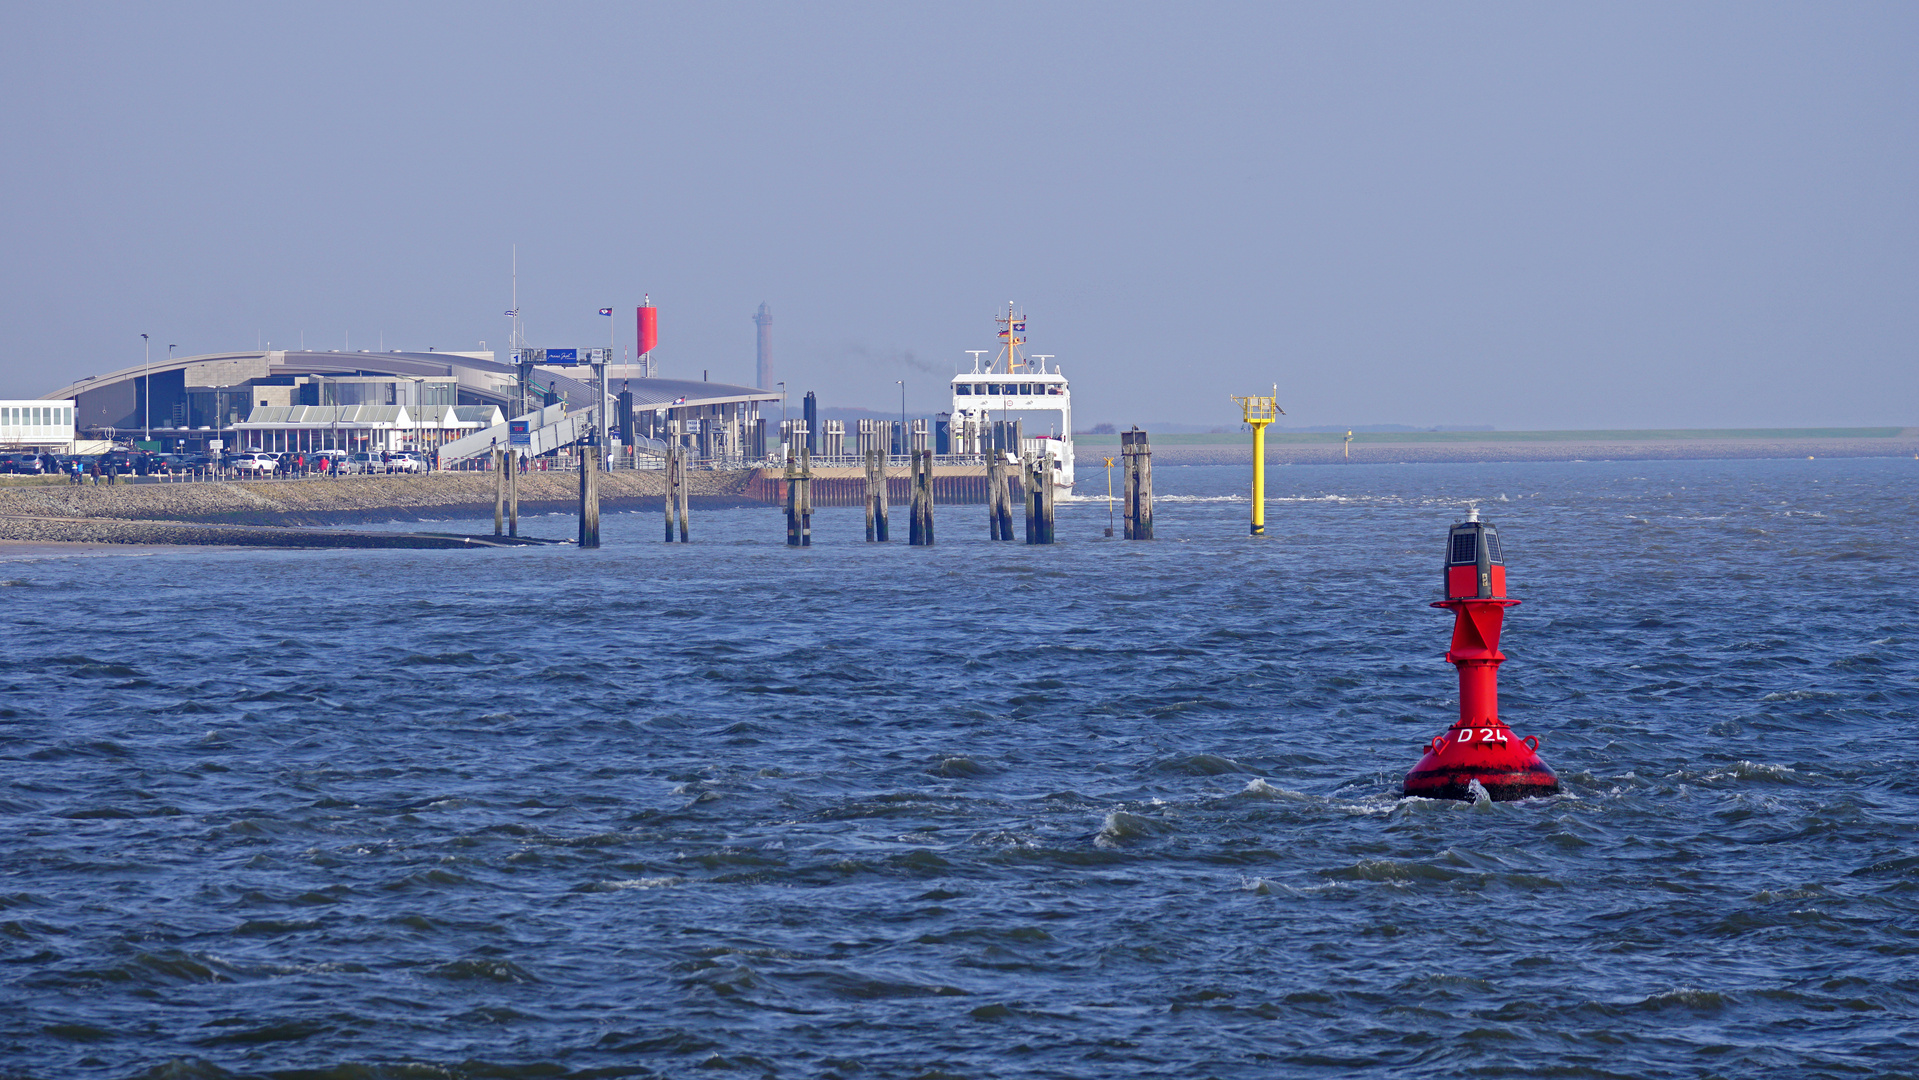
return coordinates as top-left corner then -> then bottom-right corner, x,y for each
4,453 -> 46,475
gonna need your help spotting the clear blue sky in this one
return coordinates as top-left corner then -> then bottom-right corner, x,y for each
3,2 -> 1913,429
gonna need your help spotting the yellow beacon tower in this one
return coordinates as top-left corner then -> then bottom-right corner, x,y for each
1231,387 -> 1285,536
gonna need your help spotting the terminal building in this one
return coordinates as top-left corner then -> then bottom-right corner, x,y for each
36,349 -> 778,462
1,400 -> 77,450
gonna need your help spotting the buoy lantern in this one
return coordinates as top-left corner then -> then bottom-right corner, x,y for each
1402,509 -> 1561,801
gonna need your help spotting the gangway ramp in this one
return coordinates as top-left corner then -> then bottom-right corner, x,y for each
438,403 -> 588,465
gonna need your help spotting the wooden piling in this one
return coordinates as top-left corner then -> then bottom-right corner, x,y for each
909,449 -> 934,545
923,450 -> 935,545
800,444 -> 813,546
874,448 -> 890,542
666,444 -> 681,543
784,453 -> 798,546
1021,454 -> 1055,544
1121,428 -> 1153,540
676,445 -> 690,543
864,447 -> 880,542
1021,454 -> 1036,543
508,450 -> 519,537
578,443 -> 601,549
492,445 -> 505,536
1038,456 -> 1056,543
986,451 -> 1013,541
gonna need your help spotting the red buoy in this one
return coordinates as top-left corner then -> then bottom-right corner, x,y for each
1402,509 -> 1561,801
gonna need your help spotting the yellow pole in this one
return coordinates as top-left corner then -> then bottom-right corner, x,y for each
1250,420 -> 1268,535
1232,387 -> 1283,537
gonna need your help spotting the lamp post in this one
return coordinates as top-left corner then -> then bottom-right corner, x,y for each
778,381 -> 786,457
140,334 -> 150,442
897,379 -> 905,460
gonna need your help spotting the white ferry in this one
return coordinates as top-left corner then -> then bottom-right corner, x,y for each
948,305 -> 1075,491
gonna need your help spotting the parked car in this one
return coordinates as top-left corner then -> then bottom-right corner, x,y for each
386,451 -> 427,473
345,452 -> 388,474
4,453 -> 47,474
229,452 -> 279,476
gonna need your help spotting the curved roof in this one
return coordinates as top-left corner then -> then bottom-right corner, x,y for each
42,350 -> 776,414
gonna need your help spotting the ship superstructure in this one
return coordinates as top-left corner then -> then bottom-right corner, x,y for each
947,304 -> 1075,491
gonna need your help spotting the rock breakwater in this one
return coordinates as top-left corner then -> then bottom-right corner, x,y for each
0,470 -> 756,547
0,470 -> 754,527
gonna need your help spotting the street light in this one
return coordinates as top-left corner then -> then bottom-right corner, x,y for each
140,334 -> 150,442
897,379 -> 905,459
778,381 -> 786,456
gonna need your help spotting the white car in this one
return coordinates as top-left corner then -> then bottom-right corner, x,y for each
386,451 -> 428,473
229,452 -> 279,475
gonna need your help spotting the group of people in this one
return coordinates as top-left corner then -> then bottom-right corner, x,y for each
66,459 -> 119,486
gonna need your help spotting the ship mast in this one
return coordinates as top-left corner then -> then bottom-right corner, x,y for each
995,302 -> 1026,374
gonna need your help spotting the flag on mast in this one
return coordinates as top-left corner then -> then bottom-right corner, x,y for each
598,308 -> 613,316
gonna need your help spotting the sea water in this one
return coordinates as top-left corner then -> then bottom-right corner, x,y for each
2,458 -> 1915,1078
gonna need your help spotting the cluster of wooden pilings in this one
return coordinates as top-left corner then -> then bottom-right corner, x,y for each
562,429 -> 1156,549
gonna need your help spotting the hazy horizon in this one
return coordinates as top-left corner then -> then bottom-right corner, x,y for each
3,2 -> 1914,430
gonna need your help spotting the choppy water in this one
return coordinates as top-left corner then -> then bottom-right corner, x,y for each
3,458 -> 1916,1079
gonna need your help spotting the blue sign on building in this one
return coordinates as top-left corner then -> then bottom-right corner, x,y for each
545,348 -> 579,365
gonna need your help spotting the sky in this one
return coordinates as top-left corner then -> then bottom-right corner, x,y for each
2,1 -> 1914,429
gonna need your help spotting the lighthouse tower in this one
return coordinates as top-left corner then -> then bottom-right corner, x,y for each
754,302 -> 773,390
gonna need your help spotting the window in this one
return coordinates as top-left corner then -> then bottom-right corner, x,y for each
955,384 -> 972,395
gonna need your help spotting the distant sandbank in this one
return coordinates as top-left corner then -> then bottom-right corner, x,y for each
1074,427 -> 1919,466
